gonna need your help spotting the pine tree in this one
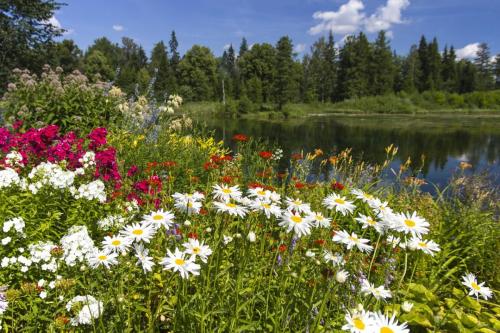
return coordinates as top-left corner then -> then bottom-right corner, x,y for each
337,33 -> 371,99
149,41 -> 171,98
401,45 -> 420,93
441,45 -> 457,92
474,43 -> 494,90
274,36 -> 294,110
239,38 -> 249,57
427,38 -> 442,90
417,35 -> 429,91
169,31 -> 180,90
370,30 -> 394,95
324,31 -> 337,101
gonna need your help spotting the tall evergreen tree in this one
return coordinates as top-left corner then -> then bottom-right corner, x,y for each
149,41 -> 171,98
457,60 -> 477,93
169,30 -> 180,90
417,35 -> 429,91
474,42 -> 494,90
274,36 -> 294,110
441,45 -> 457,92
494,54 -> 500,89
238,43 -> 276,103
337,33 -> 371,99
324,31 -> 337,101
427,38 -> 442,90
370,30 -> 394,95
239,37 -> 249,57
401,45 -> 420,93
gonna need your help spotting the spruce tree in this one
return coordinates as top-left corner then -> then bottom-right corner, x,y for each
494,54 -> 500,89
474,43 -> 494,90
274,36 -> 294,110
370,30 -> 394,95
239,38 -> 249,57
169,30 -> 180,90
417,35 -> 429,91
150,41 -> 171,98
401,45 -> 420,93
324,31 -> 337,101
427,38 -> 442,90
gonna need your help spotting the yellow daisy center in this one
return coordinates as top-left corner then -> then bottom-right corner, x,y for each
335,198 -> 345,205
187,202 -> 193,208
175,258 -> 185,265
291,216 -> 302,223
258,190 -> 266,195
404,219 -> 416,227
349,235 -> 359,243
222,188 -> 232,194
98,255 -> 107,261
367,218 -> 376,225
111,240 -> 121,246
353,318 -> 365,329
193,247 -> 200,254
152,214 -> 163,221
226,203 -> 237,208
262,203 -> 271,209
132,229 -> 144,235
380,327 -> 394,333
316,215 -> 324,221
418,242 -> 427,248
294,200 -> 301,205
471,282 -> 481,291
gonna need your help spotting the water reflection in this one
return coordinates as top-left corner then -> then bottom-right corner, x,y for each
195,114 -> 500,188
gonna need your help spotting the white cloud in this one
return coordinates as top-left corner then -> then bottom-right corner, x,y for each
456,43 -> 479,60
365,0 -> 410,33
48,16 -> 62,29
223,44 -> 231,51
309,0 -> 410,37
294,43 -> 307,53
309,0 -> 365,35
113,25 -> 124,32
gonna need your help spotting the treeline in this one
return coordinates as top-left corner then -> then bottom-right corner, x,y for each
2,1 -> 500,108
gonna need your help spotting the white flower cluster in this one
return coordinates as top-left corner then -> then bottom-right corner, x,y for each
28,162 -> 75,192
167,94 -> 183,109
5,151 -> 23,167
72,180 -> 106,203
60,226 -> 96,267
342,310 -> 409,333
79,151 -> 96,169
28,241 -> 58,272
0,168 -> 21,188
3,217 -> 25,234
97,214 -> 127,230
66,295 -> 103,326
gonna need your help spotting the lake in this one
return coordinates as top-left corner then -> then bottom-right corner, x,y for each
194,114 -> 500,192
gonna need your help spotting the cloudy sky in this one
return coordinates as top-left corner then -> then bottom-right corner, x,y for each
53,0 -> 499,59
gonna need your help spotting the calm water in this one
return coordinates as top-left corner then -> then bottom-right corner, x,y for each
194,114 -> 500,191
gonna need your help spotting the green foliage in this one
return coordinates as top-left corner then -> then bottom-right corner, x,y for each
1,67 -> 126,132
178,45 -> 217,101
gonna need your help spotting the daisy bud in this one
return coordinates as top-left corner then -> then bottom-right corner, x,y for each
205,227 -> 212,233
184,220 -> 191,226
335,269 -> 349,283
247,231 -> 256,242
402,301 -> 414,313
305,250 -> 315,257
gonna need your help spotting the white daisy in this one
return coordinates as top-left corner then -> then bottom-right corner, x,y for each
213,201 -> 248,218
183,239 -> 212,263
323,193 -> 356,216
309,212 -> 332,228
278,211 -> 312,237
355,214 -> 383,233
102,235 -> 131,254
370,312 -> 409,333
336,269 -> 350,283
160,248 -> 200,279
134,243 -> 155,273
143,209 -> 175,229
407,237 -> 440,256
333,230 -> 373,253
351,189 -> 376,203
285,197 -> 311,214
247,187 -> 271,201
212,184 -> 242,202
461,273 -> 492,300
249,199 -> 282,218
394,211 -> 430,237
88,250 -> 118,269
323,250 -> 345,266
174,199 -> 202,215
342,309 -> 373,332
361,280 -> 392,300
121,222 -> 156,243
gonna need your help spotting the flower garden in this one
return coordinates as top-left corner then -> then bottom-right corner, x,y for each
0,68 -> 498,332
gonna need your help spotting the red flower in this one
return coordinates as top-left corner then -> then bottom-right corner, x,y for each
188,232 -> 199,239
259,151 -> 273,160
331,182 -> 345,191
232,133 -> 249,142
162,160 -> 177,168
221,175 -> 233,184
248,182 -> 264,189
127,165 -> 139,177
294,182 -> 306,189
314,239 -> 326,246
278,244 -> 287,253
291,153 -> 303,161
200,207 -> 208,215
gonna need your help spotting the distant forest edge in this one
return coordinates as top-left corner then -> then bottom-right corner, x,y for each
2,1 -> 500,113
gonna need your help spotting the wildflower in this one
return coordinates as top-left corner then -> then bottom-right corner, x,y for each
355,214 -> 383,233
407,237 -> 440,256
333,230 -> 373,253
279,211 -> 312,237
134,244 -> 155,273
402,301 -> 414,313
102,235 -> 131,254
212,184 -> 242,202
247,187 -> 271,200
88,250 -> 118,269
342,310 -> 373,332
351,189 -> 376,203
309,212 -> 332,228
259,151 -> 273,159
121,223 -> 155,243
361,280 -> 392,300
323,193 -> 356,216
213,201 -> 248,218
394,211 -> 430,237
223,235 -> 233,245
40,291 -> 47,299
232,134 -> 248,142
173,192 -> 204,215
331,181 -> 345,191
462,273 -> 492,300
323,250 -> 345,266
249,199 -> 281,218
0,168 -> 21,188
370,312 -> 409,333
305,250 -> 315,257
143,209 -> 175,229
66,295 -> 103,326
160,248 -> 200,279
285,197 -> 311,214
336,269 -> 350,283
242,231 -> 255,244
3,217 -> 25,233
183,239 -> 212,263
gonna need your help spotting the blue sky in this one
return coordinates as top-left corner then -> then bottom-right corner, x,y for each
53,0 -> 499,59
